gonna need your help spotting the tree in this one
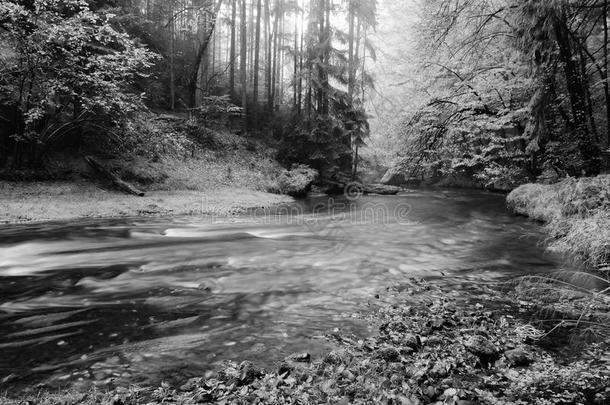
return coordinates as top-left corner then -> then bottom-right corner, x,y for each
0,0 -> 157,167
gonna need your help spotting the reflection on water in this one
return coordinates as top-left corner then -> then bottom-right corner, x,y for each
0,190 -> 562,392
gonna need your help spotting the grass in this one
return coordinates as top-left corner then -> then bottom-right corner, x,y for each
507,175 -> 610,269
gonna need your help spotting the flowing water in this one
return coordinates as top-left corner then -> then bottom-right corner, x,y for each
0,189 -> 563,392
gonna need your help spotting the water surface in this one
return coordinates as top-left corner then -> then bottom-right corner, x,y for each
0,190 -> 561,392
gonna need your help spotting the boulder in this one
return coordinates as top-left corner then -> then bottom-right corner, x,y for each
504,347 -> 533,367
380,167 -> 406,186
271,165 -> 319,198
285,352 -> 311,363
537,167 -> 560,185
463,335 -> 499,365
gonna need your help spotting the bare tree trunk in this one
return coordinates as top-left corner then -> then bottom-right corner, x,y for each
230,0 -> 237,95
265,0 -> 273,112
240,0 -> 248,132
602,0 -> 610,149
253,0 -> 262,128
169,0 -> 175,110
271,0 -> 279,111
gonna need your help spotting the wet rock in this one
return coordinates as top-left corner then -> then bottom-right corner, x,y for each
463,335 -> 499,365
180,377 -> 204,391
277,362 -> 293,376
404,333 -> 422,349
286,352 -> 311,363
323,350 -> 351,365
375,347 -> 401,362
380,321 -> 408,334
238,361 -> 263,385
504,347 -> 533,367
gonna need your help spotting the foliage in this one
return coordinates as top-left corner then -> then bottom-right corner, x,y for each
0,0 -> 157,166
278,114 -> 352,176
115,114 -> 194,160
385,0 -> 609,187
190,95 -> 243,127
13,278 -> 608,404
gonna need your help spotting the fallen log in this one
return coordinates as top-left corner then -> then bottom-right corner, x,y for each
363,184 -> 401,195
84,156 -> 145,197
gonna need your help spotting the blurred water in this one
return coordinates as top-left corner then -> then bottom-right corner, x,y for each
0,189 -> 561,392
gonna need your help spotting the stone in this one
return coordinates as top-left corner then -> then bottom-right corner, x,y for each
238,361 -> 263,385
463,335 -> 499,365
504,347 -> 533,367
272,164 -> 318,197
286,352 -> 311,363
380,167 -> 406,186
375,347 -> 401,362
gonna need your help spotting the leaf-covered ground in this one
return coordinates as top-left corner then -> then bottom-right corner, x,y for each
5,278 -> 608,405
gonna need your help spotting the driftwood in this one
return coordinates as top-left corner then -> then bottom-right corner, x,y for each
84,156 -> 145,197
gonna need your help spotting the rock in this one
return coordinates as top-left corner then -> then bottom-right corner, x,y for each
271,164 -> 319,197
218,361 -> 263,386
537,167 -> 560,185
286,352 -> 311,363
180,377 -> 204,391
375,347 -> 401,362
380,167 -> 406,186
504,347 -> 533,367
323,350 -> 351,365
277,361 -> 293,376
238,361 -> 263,385
463,335 -> 499,365
403,333 -> 421,349
379,321 -> 409,334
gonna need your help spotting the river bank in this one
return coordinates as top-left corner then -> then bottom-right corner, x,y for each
0,181 -> 291,224
1,183 -> 608,404
3,278 -> 608,404
507,175 -> 610,269
0,123 -> 296,224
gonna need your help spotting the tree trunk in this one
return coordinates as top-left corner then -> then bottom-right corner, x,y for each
253,0 -> 262,128
169,0 -> 175,110
240,0 -> 248,132
602,0 -> 610,149
265,0 -> 273,113
188,0 -> 224,108
230,0 -> 237,95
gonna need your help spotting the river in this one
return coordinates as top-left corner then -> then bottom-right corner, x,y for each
0,189 -> 562,393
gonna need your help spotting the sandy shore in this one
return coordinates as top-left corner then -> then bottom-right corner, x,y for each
0,181 -> 293,224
